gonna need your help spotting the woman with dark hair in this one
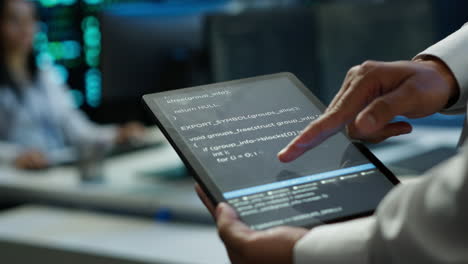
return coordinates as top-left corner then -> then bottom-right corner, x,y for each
0,0 -> 38,92
0,0 -> 144,170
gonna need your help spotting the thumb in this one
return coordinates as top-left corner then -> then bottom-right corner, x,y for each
216,202 -> 238,221
354,80 -> 417,136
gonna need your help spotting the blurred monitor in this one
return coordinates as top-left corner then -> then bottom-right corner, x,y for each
100,2 -> 227,109
316,0 -> 464,126
206,8 -> 322,100
316,1 -> 437,103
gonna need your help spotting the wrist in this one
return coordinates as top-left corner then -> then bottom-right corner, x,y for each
414,56 -> 460,108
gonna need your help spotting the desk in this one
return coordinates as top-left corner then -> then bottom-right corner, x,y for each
0,125 -> 462,263
0,129 -> 212,223
0,205 -> 228,264
0,126 -> 462,220
368,126 -> 462,176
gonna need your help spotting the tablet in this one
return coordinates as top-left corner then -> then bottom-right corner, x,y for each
143,73 -> 399,230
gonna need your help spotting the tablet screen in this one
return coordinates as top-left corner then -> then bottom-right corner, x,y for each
144,73 -> 396,230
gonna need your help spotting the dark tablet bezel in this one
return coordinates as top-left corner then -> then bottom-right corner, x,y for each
143,72 -> 400,228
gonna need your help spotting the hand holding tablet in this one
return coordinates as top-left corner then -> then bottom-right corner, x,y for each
143,73 -> 398,230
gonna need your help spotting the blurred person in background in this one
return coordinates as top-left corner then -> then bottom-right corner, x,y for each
0,0 -> 145,170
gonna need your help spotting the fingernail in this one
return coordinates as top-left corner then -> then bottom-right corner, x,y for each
278,148 -> 287,157
364,114 -> 377,129
403,126 -> 413,134
278,148 -> 292,162
216,203 -> 225,218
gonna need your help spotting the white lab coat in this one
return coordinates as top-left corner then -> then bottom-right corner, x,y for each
295,24 -> 468,264
0,66 -> 116,164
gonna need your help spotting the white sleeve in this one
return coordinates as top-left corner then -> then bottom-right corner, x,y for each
416,23 -> 468,113
42,68 -> 117,147
294,216 -> 375,264
295,24 -> 468,263
295,145 -> 468,264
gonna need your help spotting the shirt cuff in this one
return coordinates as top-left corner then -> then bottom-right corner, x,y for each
415,24 -> 468,113
294,216 -> 376,264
